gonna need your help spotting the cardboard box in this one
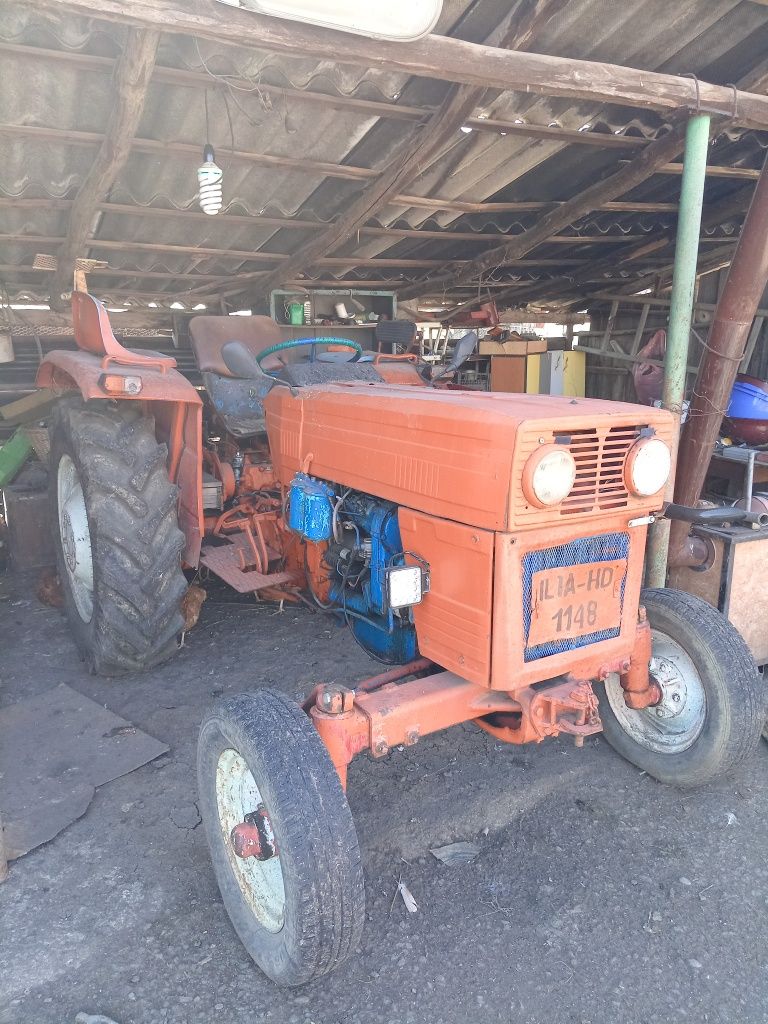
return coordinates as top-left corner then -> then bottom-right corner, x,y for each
478,338 -> 547,356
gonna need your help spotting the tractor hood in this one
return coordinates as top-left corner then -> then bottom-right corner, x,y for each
264,383 -> 674,533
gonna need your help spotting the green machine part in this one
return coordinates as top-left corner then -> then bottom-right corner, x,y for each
0,429 -> 32,488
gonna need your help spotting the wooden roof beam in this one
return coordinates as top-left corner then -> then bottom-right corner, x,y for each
243,0 -> 572,303
26,0 -> 768,130
0,197 -> 699,245
398,118 -> 696,304
48,28 -> 160,309
0,121 -> 757,197
0,40 -> 662,147
0,233 -> 597,268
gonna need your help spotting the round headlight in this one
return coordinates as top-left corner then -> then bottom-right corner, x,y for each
624,437 -> 671,497
522,445 -> 577,508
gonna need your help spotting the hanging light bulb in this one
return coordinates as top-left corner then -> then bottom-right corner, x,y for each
197,144 -> 223,215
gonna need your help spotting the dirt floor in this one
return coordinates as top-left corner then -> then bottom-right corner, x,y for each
2,570 -> 768,1024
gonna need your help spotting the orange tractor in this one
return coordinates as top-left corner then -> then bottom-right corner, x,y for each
41,292 -> 763,985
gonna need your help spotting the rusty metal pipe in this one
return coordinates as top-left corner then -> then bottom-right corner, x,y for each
354,657 -> 433,694
669,152 -> 768,568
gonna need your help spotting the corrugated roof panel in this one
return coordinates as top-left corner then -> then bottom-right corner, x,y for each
0,0 -> 767,309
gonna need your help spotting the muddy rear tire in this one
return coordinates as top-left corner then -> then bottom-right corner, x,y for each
50,397 -> 186,675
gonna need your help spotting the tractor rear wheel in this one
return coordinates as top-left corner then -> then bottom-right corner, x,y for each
50,397 -> 186,675
598,588 -> 764,787
198,690 -> 365,986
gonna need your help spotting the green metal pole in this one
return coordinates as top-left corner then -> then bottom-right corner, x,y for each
645,112 -> 711,589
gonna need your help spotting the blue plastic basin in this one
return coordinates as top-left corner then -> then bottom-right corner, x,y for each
727,380 -> 768,420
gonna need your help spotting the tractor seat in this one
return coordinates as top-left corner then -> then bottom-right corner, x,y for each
190,316 -> 284,438
189,315 -> 284,376
189,315 -> 383,438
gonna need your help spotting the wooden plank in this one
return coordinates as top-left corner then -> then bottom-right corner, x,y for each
0,235 -> 591,269
601,300 -> 620,351
48,28 -> 159,308
1,40 -> 679,149
0,123 -> 379,184
0,390 -> 58,424
25,0 -> 768,130
589,293 -> 768,319
630,302 -> 652,357
0,263 -> 233,284
576,344 -> 698,374
0,197 -> 691,242
6,309 -> 173,331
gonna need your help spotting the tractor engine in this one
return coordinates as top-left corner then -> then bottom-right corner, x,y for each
287,473 -> 425,663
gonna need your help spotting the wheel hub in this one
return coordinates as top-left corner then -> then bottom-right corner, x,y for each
216,748 -> 286,933
604,631 -> 706,754
650,657 -> 690,720
230,806 -> 278,861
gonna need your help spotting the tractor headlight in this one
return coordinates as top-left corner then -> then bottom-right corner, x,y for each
522,445 -> 577,508
624,437 -> 671,497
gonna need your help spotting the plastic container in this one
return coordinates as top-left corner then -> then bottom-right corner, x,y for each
727,377 -> 768,420
286,301 -> 305,325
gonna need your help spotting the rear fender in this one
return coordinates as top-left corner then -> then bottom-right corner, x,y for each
38,351 -> 204,566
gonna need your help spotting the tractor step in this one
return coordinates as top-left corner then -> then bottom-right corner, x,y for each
199,542 -> 295,594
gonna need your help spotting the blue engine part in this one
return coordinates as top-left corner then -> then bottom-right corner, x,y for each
287,475 -> 420,663
327,493 -> 419,665
288,473 -> 335,542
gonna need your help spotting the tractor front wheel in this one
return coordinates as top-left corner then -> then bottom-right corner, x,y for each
598,588 -> 764,787
198,690 -> 365,986
50,397 -> 186,675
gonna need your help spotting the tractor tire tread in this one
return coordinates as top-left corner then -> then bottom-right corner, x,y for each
198,689 -> 364,986
50,397 -> 186,675
598,587 -> 764,788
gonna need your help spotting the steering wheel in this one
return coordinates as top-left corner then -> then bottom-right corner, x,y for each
256,337 -> 363,367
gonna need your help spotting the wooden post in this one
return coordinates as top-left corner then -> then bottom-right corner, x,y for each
48,27 -> 159,309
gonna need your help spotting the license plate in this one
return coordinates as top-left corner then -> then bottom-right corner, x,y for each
528,559 -> 627,648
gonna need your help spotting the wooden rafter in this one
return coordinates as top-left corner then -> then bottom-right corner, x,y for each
0,234 -> 597,268
48,28 -> 160,308
0,200 -> 699,245
22,0 -> 768,130
0,40 -> 664,148
467,185 -> 755,311
398,119 -> 695,303
0,121 -> 756,199
247,0 -> 571,303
